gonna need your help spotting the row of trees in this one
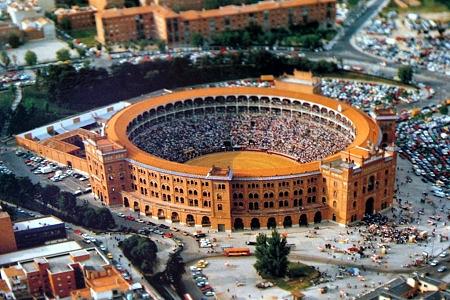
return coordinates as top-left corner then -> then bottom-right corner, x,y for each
120,235 -> 158,274
0,173 -> 115,230
35,50 -> 337,111
0,48 -> 72,68
192,22 -> 334,49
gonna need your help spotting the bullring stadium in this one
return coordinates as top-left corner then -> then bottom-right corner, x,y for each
16,76 -> 398,232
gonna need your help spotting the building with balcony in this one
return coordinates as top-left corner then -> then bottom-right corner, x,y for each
95,0 -> 336,44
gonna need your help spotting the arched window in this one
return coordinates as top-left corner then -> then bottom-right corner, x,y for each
333,201 -> 337,208
218,204 -> 222,211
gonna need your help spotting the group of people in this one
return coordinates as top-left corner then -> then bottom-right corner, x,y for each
131,112 -> 352,164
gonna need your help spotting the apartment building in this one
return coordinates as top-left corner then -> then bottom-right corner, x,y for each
95,4 -> 177,44
55,6 -> 97,30
95,0 -> 336,44
0,248 -> 119,299
142,0 -> 204,11
89,0 -> 124,11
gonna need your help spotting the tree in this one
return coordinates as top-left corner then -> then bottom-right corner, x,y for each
0,51 -> 11,67
398,65 -> 413,84
24,50 -> 37,66
254,230 -> 290,278
439,105 -> 448,115
40,185 -> 61,206
56,48 -> 71,61
8,34 -> 21,48
96,207 -> 115,229
59,17 -> 72,31
191,33 -> 205,48
67,41 -> 75,49
164,253 -> 185,284
156,40 -> 166,53
76,47 -> 86,57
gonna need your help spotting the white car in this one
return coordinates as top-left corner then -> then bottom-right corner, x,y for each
439,251 -> 448,258
437,266 -> 447,272
429,259 -> 439,266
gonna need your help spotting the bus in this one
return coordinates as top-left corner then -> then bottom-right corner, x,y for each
223,247 -> 251,257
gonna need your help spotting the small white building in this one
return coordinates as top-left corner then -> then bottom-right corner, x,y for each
21,17 -> 55,39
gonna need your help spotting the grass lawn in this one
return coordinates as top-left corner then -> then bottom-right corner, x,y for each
323,71 -> 416,88
21,86 -> 74,117
70,28 -> 97,48
266,262 -> 321,291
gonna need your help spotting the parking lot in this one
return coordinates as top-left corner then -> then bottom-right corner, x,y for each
396,111 -> 450,190
355,11 -> 450,75
320,78 -> 425,111
0,148 -> 90,195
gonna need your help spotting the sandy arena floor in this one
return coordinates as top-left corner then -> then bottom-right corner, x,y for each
185,151 -> 298,169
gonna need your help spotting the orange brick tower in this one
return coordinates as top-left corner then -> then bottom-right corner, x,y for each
0,210 -> 17,254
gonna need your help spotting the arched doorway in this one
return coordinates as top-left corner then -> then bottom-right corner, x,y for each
133,201 -> 140,212
234,218 -> 244,231
267,217 -> 276,229
365,197 -> 374,215
186,214 -> 195,226
283,216 -> 292,228
171,212 -> 180,223
157,209 -> 165,219
145,205 -> 151,216
299,214 -> 308,226
250,218 -> 260,230
123,197 -> 129,207
314,211 -> 322,223
201,216 -> 211,227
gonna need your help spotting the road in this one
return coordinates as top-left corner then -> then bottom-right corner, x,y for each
305,0 -> 450,103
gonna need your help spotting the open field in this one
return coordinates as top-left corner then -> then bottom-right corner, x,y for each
185,151 -> 298,169
71,28 -> 97,48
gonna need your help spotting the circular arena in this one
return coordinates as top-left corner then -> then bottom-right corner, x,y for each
104,87 -> 392,231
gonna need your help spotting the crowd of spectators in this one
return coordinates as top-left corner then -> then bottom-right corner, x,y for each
131,112 -> 352,164
320,79 -> 423,110
355,12 -> 450,75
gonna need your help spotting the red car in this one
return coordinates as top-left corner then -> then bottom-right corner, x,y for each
125,216 -> 135,221
163,232 -> 173,238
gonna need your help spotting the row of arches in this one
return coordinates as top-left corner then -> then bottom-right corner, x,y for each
123,197 -> 212,226
127,95 -> 354,135
233,212 -> 322,230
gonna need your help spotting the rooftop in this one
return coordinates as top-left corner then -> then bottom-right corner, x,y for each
20,248 -> 108,274
13,216 -> 64,232
54,5 -> 96,15
0,241 -> 82,266
179,0 -> 335,20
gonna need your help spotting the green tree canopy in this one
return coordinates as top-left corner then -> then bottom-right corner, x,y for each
254,230 -> 291,278
56,48 -> 71,61
0,51 -> 11,67
191,32 -> 205,48
398,65 -> 414,84
121,236 -> 158,274
24,50 -> 38,66
59,17 -> 72,31
8,34 -> 21,48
